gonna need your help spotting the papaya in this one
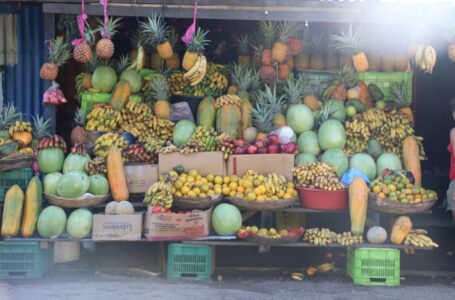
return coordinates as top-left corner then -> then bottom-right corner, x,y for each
110,80 -> 131,111
197,96 -> 216,127
391,216 -> 412,245
216,104 -> 241,139
402,136 -> 421,184
21,176 -> 43,237
349,177 -> 368,235
240,100 -> 252,137
1,185 -> 25,237
107,146 -> 129,202
357,81 -> 373,107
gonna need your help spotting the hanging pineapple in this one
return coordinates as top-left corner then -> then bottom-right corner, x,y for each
165,29 -> 181,70
151,77 -> 171,119
9,120 -> 32,148
309,32 -> 325,71
182,27 -> 210,71
236,34 -> 251,65
96,17 -> 122,60
141,13 -> 174,60
330,24 -> 369,72
40,36 -> 71,81
71,108 -> 87,146
73,22 -> 95,63
272,21 -> 296,63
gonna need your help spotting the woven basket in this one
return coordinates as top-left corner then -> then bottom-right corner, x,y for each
368,193 -> 437,214
0,154 -> 34,172
226,196 -> 298,210
173,194 -> 223,210
44,193 -> 110,208
239,228 -> 304,245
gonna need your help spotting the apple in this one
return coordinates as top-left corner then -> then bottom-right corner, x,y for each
247,144 -> 258,154
235,139 -> 245,147
235,145 -> 246,154
257,147 -> 268,154
255,139 -> 267,148
267,144 -> 279,154
286,142 -> 299,154
267,134 -> 280,145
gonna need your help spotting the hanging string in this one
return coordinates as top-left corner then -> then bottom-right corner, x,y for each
100,0 -> 109,38
72,0 -> 88,46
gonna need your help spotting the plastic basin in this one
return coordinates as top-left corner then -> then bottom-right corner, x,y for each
297,187 -> 349,210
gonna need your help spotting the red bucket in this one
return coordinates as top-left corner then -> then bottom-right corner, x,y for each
297,187 -> 349,210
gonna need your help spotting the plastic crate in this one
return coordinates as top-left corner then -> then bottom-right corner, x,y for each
0,242 -> 53,279
81,92 -> 111,115
295,70 -> 335,99
167,243 -> 212,280
357,72 -> 413,103
347,247 -> 400,286
0,168 -> 33,202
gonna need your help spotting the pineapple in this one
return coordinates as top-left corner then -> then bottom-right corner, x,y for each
258,21 -> 277,65
301,78 -> 320,111
73,22 -> 95,63
96,17 -> 122,60
236,34 -> 251,65
330,24 -> 368,72
151,77 -> 171,119
330,65 -> 357,102
0,103 -> 22,139
150,50 -> 164,70
115,54 -> 131,74
278,63 -> 290,81
256,85 -> 287,128
309,32 -> 326,70
252,43 -> 265,68
390,81 -> 413,123
141,13 -> 173,60
272,22 -> 296,63
287,36 -> 304,56
40,36 -> 71,81
165,29 -> 180,70
325,32 -> 339,70
282,78 -> 305,106
71,108 -> 87,146
230,64 -> 254,133
252,99 -> 274,138
182,27 -> 210,71
9,120 -> 32,148
259,65 -> 277,85
31,114 -> 52,149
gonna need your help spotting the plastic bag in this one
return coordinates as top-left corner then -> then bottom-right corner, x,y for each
341,168 -> 370,186
169,102 -> 194,123
43,81 -> 67,105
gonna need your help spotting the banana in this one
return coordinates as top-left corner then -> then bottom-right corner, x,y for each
317,263 -> 335,273
191,55 -> 207,86
183,55 -> 203,80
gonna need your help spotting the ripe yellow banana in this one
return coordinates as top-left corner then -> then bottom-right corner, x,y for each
183,55 -> 203,80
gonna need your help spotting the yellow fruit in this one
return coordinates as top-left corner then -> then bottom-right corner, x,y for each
206,174 -> 215,182
179,176 -> 187,183
214,187 -> 222,194
230,176 -> 239,183
235,192 -> 244,198
257,175 -> 265,183
189,169 -> 198,178
229,182 -> 238,191
174,180 -> 183,189
243,180 -> 253,189
286,188 -> 295,195
200,193 -> 207,198
207,190 -> 215,195
193,187 -> 201,196
277,191 -> 285,199
194,181 -> 202,187
201,184 -> 209,192
175,191 -> 183,197
257,195 -> 267,201
247,192 -> 257,201
372,186 -> 381,194
181,186 -> 190,195
222,187 -> 231,196
215,176 -> 223,185
229,191 -> 236,197
253,179 -> 261,187
187,176 -> 195,183
287,182 -> 295,189
284,193 -> 292,199
187,190 -> 197,197
201,178 -> 208,184
223,176 -> 230,184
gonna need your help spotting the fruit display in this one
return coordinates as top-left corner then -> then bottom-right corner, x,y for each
143,173 -> 176,212
86,104 -> 123,132
86,157 -> 108,176
93,132 -> 129,158
404,229 -> 438,248
123,143 -> 157,163
293,162 -> 345,191
237,226 -> 304,240
304,228 -> 363,246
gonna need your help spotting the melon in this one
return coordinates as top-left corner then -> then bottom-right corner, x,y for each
105,201 -> 118,215
298,131 -> 320,155
115,201 -> 135,215
350,153 -> 377,180
92,66 -> 118,93
367,139 -> 383,159
321,149 -> 349,178
37,206 -> 67,238
376,153 -> 403,175
211,203 -> 242,236
120,70 -> 142,93
37,148 -> 65,174
43,172 -> 63,195
63,153 -> 91,174
318,119 -> 346,151
367,226 -> 387,244
286,104 -> 314,134
57,171 -> 90,198
295,153 -> 317,167
66,209 -> 93,239
173,119 -> 196,148
243,127 -> 258,144
88,174 -> 109,195
322,99 -> 346,122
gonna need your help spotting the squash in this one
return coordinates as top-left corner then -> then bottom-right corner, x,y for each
105,201 -> 118,215
197,96 -> 216,128
367,226 -> 387,244
349,177 -> 368,235
402,136 -> 421,184
21,176 -> 43,238
1,185 -> 25,237
216,104 -> 241,139
115,201 -> 135,215
110,80 -> 131,111
391,216 -> 412,245
107,146 -> 129,201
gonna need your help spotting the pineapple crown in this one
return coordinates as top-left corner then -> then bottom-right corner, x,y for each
116,54 -> 131,73
334,64 -> 357,88
141,13 -> 171,46
187,27 -> 211,53
330,24 -> 365,56
151,76 -> 170,101
308,32 -> 326,55
97,17 -> 122,39
277,21 -> 297,43
230,63 -> 253,92
390,81 -> 409,108
0,103 -> 22,130
131,28 -> 153,53
74,108 -> 86,126
252,100 -> 274,133
169,28 -> 179,48
315,101 -> 337,127
259,21 -> 277,48
236,34 -> 251,56
47,36 -> 71,65
282,78 -> 305,105
256,85 -> 286,116
32,114 -> 52,140
85,51 -> 102,73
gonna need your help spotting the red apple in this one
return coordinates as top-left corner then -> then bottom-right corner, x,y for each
286,142 -> 299,154
257,147 -> 268,154
255,139 -> 267,148
235,139 -> 245,147
267,134 -> 280,145
247,144 -> 258,154
267,144 -> 279,154
235,145 -> 246,154
279,143 -> 288,153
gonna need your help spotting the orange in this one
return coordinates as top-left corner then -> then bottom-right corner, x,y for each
246,192 -> 257,201
229,182 -> 238,191
214,176 -> 223,185
222,186 -> 231,195
237,186 -> 245,193
243,180 -> 253,189
223,176 -> 230,184
201,178 -> 208,184
181,186 -> 190,195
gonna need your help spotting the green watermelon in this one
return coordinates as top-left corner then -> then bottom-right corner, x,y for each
37,148 -> 65,174
212,203 -> 242,236
63,153 -> 91,174
57,171 -> 90,198
37,206 -> 67,238
88,174 -> 109,195
286,104 -> 314,134
92,66 -> 118,93
298,131 -> 320,155
321,149 -> 349,178
350,153 -> 377,180
43,172 -> 63,195
322,99 -> 346,122
66,209 -> 93,238
120,70 -> 142,93
318,120 -> 346,151
173,119 -> 196,148
295,153 -> 317,167
376,153 -> 403,175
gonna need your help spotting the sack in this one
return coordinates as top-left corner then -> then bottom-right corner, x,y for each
169,102 -> 194,123
341,168 -> 370,186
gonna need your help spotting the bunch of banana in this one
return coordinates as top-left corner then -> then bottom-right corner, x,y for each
415,44 -> 437,74
344,119 -> 371,154
36,135 -> 67,152
143,137 -> 166,155
264,173 -> 287,195
142,117 -> 174,142
214,94 -> 242,109
120,101 -> 153,124
216,133 -> 236,160
94,132 -> 128,158
190,126 -> 218,151
86,156 -> 107,176
0,138 -> 14,146
70,143 -> 87,156
123,143 -> 157,163
317,263 -> 336,273
167,72 -> 186,95
86,104 -> 122,131
290,272 -> 304,281
336,232 -> 363,246
9,121 -> 32,137
404,229 -> 438,248
157,144 -> 178,154
293,162 -> 345,191
143,174 -> 175,210
183,54 -> 207,86
179,140 -> 206,154
304,228 -> 337,246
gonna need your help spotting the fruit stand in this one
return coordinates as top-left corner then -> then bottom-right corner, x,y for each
0,0 -> 454,284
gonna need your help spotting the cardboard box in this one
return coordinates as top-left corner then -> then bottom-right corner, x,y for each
158,152 -> 226,176
227,154 -> 294,181
143,209 -> 211,241
92,213 -> 143,241
124,164 -> 159,193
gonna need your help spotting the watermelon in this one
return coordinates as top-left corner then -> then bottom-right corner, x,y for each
350,153 -> 377,180
92,66 -> 118,93
286,104 -> 314,134
63,153 -> 91,174
88,174 -> 109,195
120,70 -> 142,93
321,149 -> 349,178
66,209 -> 93,238
43,172 -> 63,196
318,120 -> 346,151
37,148 -> 65,174
376,153 -> 403,175
173,119 -> 196,148
298,131 -> 320,155
57,171 -> 90,198
322,99 -> 346,122
295,153 -> 317,167
367,139 -> 383,159
212,203 -> 242,236
37,206 -> 67,238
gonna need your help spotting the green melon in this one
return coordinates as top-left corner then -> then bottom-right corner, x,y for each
120,70 -> 142,93
57,171 -> 90,198
376,153 -> 403,175
367,139 -> 383,159
66,209 -> 93,239
350,153 -> 377,180
63,153 -> 91,174
37,206 -> 67,238
37,148 -> 65,174
298,131 -> 320,155
318,120 -> 346,151
88,174 -> 109,195
173,119 -> 197,148
286,104 -> 314,134
212,203 -> 242,236
322,99 -> 346,122
295,153 -> 317,167
92,66 -> 118,93
321,149 -> 349,178
43,172 -> 63,196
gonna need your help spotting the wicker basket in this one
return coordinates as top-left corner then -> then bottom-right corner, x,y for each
226,196 -> 298,210
173,194 -> 223,210
44,193 -> 110,208
239,228 -> 304,245
0,154 -> 34,172
368,193 -> 437,214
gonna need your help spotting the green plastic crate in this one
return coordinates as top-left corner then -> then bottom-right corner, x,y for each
167,243 -> 211,281
0,168 -> 33,202
357,72 -> 413,104
129,95 -> 143,104
296,70 -> 335,99
0,242 -> 53,279
347,247 -> 400,286
81,92 -> 111,115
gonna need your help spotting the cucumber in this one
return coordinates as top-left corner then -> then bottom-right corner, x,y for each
368,84 -> 384,102
347,99 -> 367,113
